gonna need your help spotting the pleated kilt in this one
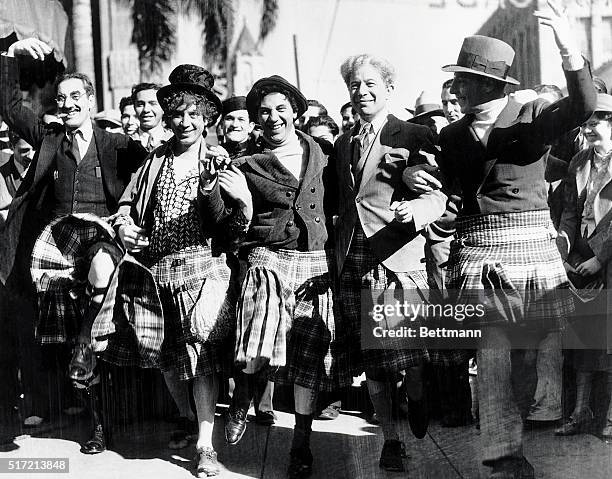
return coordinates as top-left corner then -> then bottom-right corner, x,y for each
145,246 -> 235,381
236,247 -> 341,392
338,225 -> 428,381
30,213 -> 119,344
446,210 -> 573,329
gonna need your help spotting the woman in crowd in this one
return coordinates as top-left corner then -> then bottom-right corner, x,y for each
556,93 -> 612,440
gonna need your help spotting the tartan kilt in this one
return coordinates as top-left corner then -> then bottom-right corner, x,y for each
30,213 -> 118,344
237,247 -> 341,392
338,226 -> 428,381
147,247 -> 236,381
446,210 -> 573,329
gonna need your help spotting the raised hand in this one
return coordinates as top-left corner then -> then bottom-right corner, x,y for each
7,38 -> 53,60
534,0 -> 578,53
118,224 -> 149,253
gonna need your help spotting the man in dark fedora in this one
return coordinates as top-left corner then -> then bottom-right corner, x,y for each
404,1 -> 596,477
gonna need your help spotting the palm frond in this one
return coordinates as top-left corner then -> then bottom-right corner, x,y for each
131,0 -> 176,74
259,0 -> 278,41
183,0 -> 234,65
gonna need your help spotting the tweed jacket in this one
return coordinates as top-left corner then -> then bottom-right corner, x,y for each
438,63 -> 597,219
0,55 -> 147,287
334,114 -> 446,275
199,130 -> 337,252
557,147 -> 612,267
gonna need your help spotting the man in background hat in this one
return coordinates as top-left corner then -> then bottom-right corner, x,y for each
404,1 -> 596,477
219,96 -> 255,159
408,90 -> 448,140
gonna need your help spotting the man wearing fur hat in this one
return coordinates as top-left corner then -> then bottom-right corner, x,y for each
405,1 -> 596,477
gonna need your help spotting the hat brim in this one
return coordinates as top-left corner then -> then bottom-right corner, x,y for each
157,83 -> 223,125
441,64 -> 519,85
408,109 -> 445,122
246,78 -> 308,119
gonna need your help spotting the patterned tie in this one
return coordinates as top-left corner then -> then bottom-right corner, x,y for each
358,122 -> 372,157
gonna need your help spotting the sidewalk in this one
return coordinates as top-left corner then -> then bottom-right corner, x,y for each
2,406 -> 611,479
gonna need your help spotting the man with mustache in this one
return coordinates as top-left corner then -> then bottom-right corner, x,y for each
0,37 -> 147,454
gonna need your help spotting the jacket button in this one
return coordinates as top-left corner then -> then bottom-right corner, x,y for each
476,194 -> 482,199
286,191 -> 292,197
310,203 -> 316,209
295,205 -> 301,211
314,217 -> 321,223
287,220 -> 294,227
511,188 -> 519,194
311,187 -> 316,193
356,197 -> 361,203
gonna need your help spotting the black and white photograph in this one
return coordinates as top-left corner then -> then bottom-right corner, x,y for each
0,0 -> 611,477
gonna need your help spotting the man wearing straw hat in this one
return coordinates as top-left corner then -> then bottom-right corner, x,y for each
403,1 -> 597,477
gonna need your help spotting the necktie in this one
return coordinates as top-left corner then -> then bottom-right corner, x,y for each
359,122 -> 372,157
65,130 -> 81,164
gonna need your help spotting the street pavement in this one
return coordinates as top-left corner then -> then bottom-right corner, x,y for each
1,404 -> 611,479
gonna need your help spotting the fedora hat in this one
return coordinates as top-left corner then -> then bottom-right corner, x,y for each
157,64 -> 222,125
442,35 -> 519,85
594,93 -> 612,113
408,91 -> 444,122
246,75 -> 307,120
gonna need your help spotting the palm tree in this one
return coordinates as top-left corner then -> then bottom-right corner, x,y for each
131,0 -> 278,90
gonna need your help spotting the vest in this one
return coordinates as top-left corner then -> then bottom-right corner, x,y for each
53,136 -> 110,218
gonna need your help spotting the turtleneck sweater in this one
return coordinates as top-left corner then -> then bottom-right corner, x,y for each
264,131 -> 304,181
469,96 -> 508,147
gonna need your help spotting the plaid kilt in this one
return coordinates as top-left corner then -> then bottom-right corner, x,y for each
338,226 -> 428,381
31,213 -> 118,344
92,254 -> 165,368
147,246 -> 235,381
446,210 -> 573,329
236,247 -> 340,392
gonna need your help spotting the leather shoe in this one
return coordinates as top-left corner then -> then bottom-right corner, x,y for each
80,424 -> 106,454
555,408 -> 593,436
255,409 -> 276,426
379,439 -> 404,472
287,446 -> 313,479
489,456 -> 534,479
225,407 -> 248,445
69,343 -> 96,382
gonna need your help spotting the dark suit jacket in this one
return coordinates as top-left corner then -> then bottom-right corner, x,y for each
438,63 -> 597,218
334,114 -> 446,275
199,130 -> 337,252
0,55 -> 146,287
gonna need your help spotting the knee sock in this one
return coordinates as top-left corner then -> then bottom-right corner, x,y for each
291,412 -> 313,452
77,298 -> 104,345
367,378 -> 399,441
232,371 -> 255,411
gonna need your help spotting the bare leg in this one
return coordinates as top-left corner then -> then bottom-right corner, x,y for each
193,373 -> 219,450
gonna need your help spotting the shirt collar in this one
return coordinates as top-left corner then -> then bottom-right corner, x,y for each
361,109 -> 388,134
67,120 -> 94,143
140,123 -> 166,142
471,97 -> 508,122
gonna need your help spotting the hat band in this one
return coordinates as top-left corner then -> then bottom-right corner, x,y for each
457,51 -> 510,79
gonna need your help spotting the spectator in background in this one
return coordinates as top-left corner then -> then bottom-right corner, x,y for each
119,96 -> 139,139
440,78 -> 463,123
304,114 -> 339,144
408,90 -> 448,141
93,109 -> 122,133
593,76 -> 608,94
132,82 -> 172,151
0,131 -> 34,221
220,96 -> 255,159
340,101 -> 358,134
297,98 -> 328,131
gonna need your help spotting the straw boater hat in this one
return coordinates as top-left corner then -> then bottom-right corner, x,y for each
442,35 -> 520,85
157,64 -> 222,125
246,75 -> 308,120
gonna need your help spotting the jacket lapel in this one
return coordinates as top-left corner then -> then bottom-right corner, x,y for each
358,116 -> 398,191
32,132 -> 64,186
241,153 -> 299,188
298,132 -> 326,189
93,126 -> 119,202
575,150 -> 591,196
